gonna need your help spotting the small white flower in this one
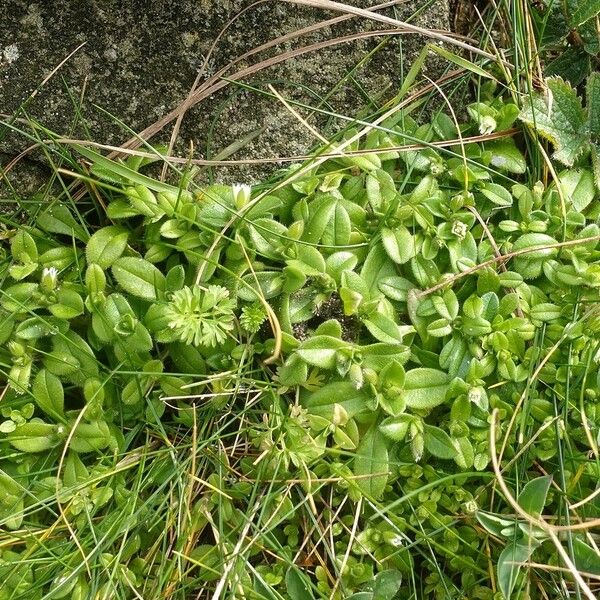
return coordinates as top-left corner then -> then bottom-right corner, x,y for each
390,534 -> 404,547
232,183 -> 251,210
468,387 -> 481,405
451,220 -> 468,240
40,266 -> 59,291
479,115 -> 497,135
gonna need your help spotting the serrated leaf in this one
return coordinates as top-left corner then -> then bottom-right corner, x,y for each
354,426 -> 389,498
519,77 -> 588,166
588,72 -> 600,139
571,0 -> 600,26
112,257 -> 166,300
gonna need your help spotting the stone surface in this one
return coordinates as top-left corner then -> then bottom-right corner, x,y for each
0,0 -> 450,188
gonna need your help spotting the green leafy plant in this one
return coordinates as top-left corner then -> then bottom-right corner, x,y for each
520,73 -> 600,187
2,75 -> 600,599
532,0 -> 600,83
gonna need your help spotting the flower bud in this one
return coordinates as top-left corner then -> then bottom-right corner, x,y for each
232,183 -> 251,210
40,267 -> 59,292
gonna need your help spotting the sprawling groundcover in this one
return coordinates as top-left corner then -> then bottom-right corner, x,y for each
1,71 -> 600,598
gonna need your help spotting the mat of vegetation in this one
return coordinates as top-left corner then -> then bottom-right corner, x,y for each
2,20 -> 600,600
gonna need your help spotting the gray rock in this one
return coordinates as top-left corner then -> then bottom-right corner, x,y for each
0,0 -> 450,188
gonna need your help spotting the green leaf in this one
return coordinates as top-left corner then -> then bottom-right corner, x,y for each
354,426 -> 389,499
237,271 -> 284,301
572,0 -> 600,26
453,435 -> 474,469
8,422 -> 58,452
378,276 -> 414,302
32,370 -> 65,419
512,233 -> 559,260
86,226 -> 129,268
361,243 -> 397,294
304,382 -> 370,420
11,230 -> 38,263
278,354 -> 308,386
0,470 -> 27,535
423,424 -> 457,459
366,169 -> 396,212
476,511 -> 516,537
69,420 -> 113,453
426,318 -> 452,338
325,251 -> 358,283
381,226 -> 415,264
559,168 -> 595,212
302,196 -> 336,244
112,257 -> 166,300
364,313 -> 407,344
573,538 -> 600,575
517,475 -> 552,517
372,569 -> 403,600
428,43 -> 496,80
588,72 -> 600,139
49,288 -> 84,319
15,316 -> 67,340
497,541 -> 532,600
403,368 -> 450,410
292,244 -> 326,275
379,415 -> 411,441
519,77 -> 588,166
487,139 -> 527,174
36,204 -> 88,242
296,336 -> 348,369
479,182 -> 513,207
285,567 -> 315,600
322,201 -> 351,247
361,343 -> 411,371
0,469 -> 24,529
74,144 -> 178,194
